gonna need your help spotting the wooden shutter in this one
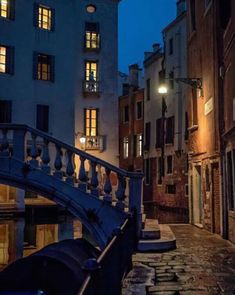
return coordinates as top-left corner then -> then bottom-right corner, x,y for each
6,46 -> 14,75
51,8 -> 55,31
9,0 -> 15,20
0,100 -> 12,123
33,3 -> 39,27
50,55 -> 55,82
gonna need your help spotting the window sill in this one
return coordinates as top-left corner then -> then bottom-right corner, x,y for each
188,125 -> 198,132
36,27 -> 53,32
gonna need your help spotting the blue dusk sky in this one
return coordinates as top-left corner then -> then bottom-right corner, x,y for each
118,0 -> 176,73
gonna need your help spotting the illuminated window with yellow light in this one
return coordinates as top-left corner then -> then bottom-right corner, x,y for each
34,53 -> 54,82
0,46 -> 6,73
85,22 -> 100,50
38,5 -> 52,30
0,0 -> 8,18
85,109 -> 98,137
86,61 -> 98,81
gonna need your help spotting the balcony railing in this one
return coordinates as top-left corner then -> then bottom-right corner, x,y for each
83,80 -> 100,96
84,136 -> 104,151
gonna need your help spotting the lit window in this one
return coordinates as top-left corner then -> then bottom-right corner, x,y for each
85,22 -> 100,49
136,134 -> 143,157
38,5 -> 52,30
85,109 -> 98,136
85,61 -> 98,92
35,53 -> 54,82
0,0 -> 8,18
123,137 -> 129,159
86,4 -> 96,13
0,46 -> 6,73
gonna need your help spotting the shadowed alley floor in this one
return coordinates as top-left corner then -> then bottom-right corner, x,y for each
122,224 -> 235,295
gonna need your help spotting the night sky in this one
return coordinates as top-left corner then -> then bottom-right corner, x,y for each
118,0 -> 176,73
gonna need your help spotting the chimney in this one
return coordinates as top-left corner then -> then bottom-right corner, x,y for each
176,0 -> 186,16
152,43 -> 160,52
129,64 -> 139,88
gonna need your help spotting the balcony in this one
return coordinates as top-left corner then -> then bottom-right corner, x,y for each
83,80 -> 100,97
84,136 -> 104,152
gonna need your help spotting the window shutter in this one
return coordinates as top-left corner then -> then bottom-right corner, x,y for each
33,3 -> 39,27
9,0 -> 15,20
6,46 -> 14,75
0,100 -> 12,123
51,8 -> 55,31
32,52 -> 38,80
50,55 -> 55,82
133,135 -> 137,157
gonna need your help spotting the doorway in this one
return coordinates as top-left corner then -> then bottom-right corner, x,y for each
192,165 -> 203,226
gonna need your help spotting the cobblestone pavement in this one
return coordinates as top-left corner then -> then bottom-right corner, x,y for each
122,225 -> 235,295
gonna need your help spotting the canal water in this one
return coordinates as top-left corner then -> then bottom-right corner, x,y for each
0,209 -> 84,272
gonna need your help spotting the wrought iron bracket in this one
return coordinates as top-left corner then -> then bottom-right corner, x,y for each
175,78 -> 203,89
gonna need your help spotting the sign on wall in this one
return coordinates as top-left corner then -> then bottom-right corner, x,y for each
204,97 -> 213,116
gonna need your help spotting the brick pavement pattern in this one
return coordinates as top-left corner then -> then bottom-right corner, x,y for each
122,225 -> 235,295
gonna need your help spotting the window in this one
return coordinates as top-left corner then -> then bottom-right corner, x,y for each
166,155 -> 173,174
156,118 -> 162,149
85,60 -> 98,92
227,150 -> 235,210
169,71 -> 174,89
0,100 -> 12,123
86,4 -> 96,13
166,185 -> 176,194
0,0 -> 14,19
157,157 -> 164,185
34,4 -> 54,31
190,0 -> 196,31
123,137 -> 129,159
136,134 -> 143,157
144,122 -> 151,150
85,22 -> 100,50
36,104 -> 49,132
145,158 -> 150,185
34,53 -> 54,82
146,79 -> 150,101
123,105 -> 129,123
0,45 -> 14,75
185,112 -> 189,140
136,101 -> 143,120
191,88 -> 198,126
169,38 -> 173,55
166,116 -> 174,144
185,184 -> 189,196
84,109 -> 98,136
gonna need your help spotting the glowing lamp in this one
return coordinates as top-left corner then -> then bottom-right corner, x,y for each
158,85 -> 168,94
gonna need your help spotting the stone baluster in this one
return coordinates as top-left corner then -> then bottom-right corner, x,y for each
41,139 -> 50,174
104,168 -> 112,203
90,161 -> 99,197
78,156 -> 87,191
66,150 -> 75,185
54,145 -> 63,179
115,175 -> 126,211
29,132 -> 38,168
0,129 -> 9,156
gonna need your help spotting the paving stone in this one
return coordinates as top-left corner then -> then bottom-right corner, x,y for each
155,273 -> 177,282
147,283 -> 183,292
155,266 -> 172,274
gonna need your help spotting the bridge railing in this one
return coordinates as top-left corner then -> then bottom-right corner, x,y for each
0,124 -> 143,233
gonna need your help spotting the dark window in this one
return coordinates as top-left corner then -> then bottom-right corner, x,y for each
24,224 -> 37,247
191,88 -> 198,126
85,22 -> 100,49
205,165 -> 210,192
185,112 -> 189,140
34,53 -> 55,82
167,155 -> 173,174
123,105 -> 129,123
157,157 -> 164,185
84,108 -> 98,136
219,0 -> 231,30
166,185 -> 176,194
34,3 -> 55,31
169,71 -> 174,89
227,151 -> 234,210
169,38 -> 173,55
159,70 -> 165,84
0,45 -> 14,75
0,0 -> 15,20
190,0 -> 196,31
185,184 -> 189,196
166,116 -> 174,144
0,100 -> 12,123
146,79 -> 150,101
156,118 -> 162,149
145,158 -> 150,185
136,101 -> 143,119
36,104 -> 49,132
122,83 -> 130,96
144,122 -> 151,150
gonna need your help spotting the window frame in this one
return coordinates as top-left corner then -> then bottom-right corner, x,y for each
136,101 -> 143,120
0,45 -> 14,75
123,105 -> 129,123
85,22 -> 100,50
136,134 -> 143,158
34,52 -> 54,82
0,0 -> 14,20
166,155 -> 173,175
0,100 -> 12,123
123,136 -> 129,159
84,108 -> 98,137
34,3 -> 55,31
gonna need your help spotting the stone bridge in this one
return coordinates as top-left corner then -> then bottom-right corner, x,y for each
0,124 -> 143,249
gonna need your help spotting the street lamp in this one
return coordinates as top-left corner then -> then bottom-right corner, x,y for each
158,84 -> 168,183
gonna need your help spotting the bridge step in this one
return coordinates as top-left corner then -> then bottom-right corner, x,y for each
141,218 -> 160,240
138,224 -> 176,252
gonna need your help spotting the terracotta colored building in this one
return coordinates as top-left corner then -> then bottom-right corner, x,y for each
119,64 -> 144,172
222,0 -> 235,243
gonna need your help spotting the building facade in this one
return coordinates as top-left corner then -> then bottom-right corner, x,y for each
0,0 -> 120,209
143,1 -> 188,221
119,64 -> 144,172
